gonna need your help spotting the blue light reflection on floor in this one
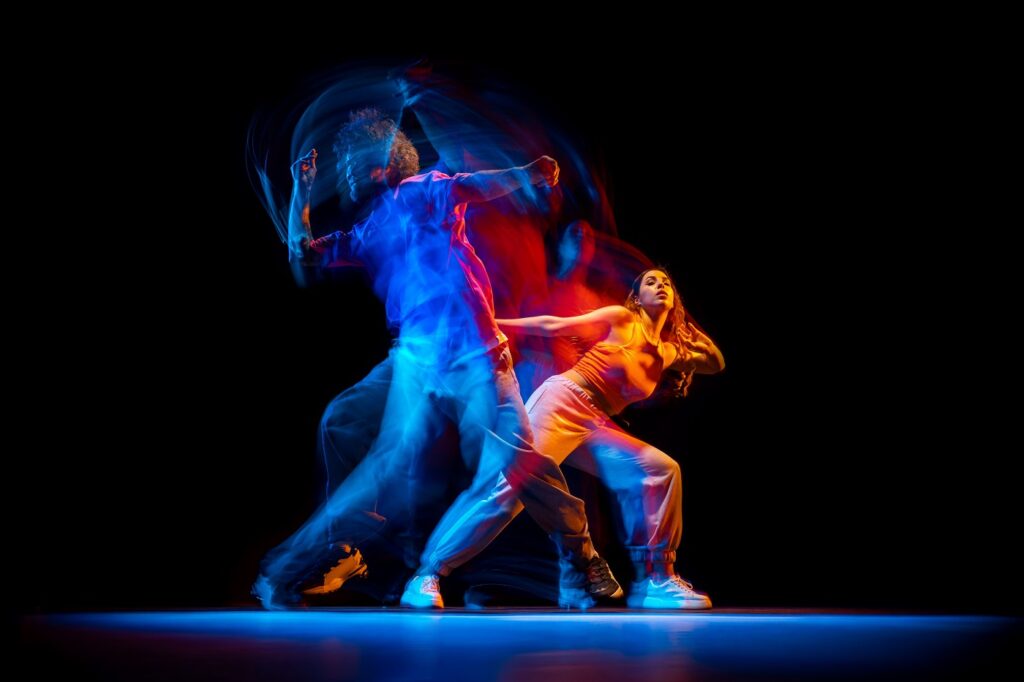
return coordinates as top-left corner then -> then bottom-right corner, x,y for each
21,610 -> 1021,681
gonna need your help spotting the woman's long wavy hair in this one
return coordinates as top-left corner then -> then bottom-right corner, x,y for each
624,267 -> 699,398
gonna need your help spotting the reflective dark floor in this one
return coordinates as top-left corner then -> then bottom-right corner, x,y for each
18,608 -> 1021,681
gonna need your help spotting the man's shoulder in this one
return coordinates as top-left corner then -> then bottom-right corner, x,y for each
398,170 -> 452,189
395,170 -> 457,208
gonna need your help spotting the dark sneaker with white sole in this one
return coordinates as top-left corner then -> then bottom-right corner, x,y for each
558,555 -> 623,609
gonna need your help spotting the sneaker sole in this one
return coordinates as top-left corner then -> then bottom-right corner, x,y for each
626,596 -> 713,610
301,563 -> 369,595
399,594 -> 444,609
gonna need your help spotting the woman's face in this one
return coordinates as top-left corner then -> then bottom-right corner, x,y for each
637,270 -> 675,311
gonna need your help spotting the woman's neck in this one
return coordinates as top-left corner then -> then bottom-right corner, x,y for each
637,307 -> 669,344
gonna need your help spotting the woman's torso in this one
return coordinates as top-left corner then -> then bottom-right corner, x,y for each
563,313 -> 674,415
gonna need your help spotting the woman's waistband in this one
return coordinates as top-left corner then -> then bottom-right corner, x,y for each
549,371 -> 617,417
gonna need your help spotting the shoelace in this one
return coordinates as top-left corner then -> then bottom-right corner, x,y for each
586,559 -> 614,584
667,575 -> 695,592
422,575 -> 440,593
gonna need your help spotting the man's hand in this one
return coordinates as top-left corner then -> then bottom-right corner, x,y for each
288,232 -> 314,262
526,155 -> 560,187
291,148 -> 318,191
308,232 -> 342,255
293,232 -> 344,266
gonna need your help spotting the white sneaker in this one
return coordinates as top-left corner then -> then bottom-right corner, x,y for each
626,575 -> 712,610
400,573 -> 444,609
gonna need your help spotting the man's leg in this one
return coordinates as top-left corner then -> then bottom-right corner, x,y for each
318,353 -> 394,495
254,454 -> 388,609
408,367 -> 619,607
255,348 -> 445,608
417,357 -> 589,571
318,353 -> 394,547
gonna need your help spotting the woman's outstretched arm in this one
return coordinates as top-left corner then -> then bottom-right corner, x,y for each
497,305 -> 631,338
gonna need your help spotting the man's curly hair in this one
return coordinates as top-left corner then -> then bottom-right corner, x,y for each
334,108 -> 420,183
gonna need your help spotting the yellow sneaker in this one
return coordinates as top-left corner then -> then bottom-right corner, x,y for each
300,544 -> 369,596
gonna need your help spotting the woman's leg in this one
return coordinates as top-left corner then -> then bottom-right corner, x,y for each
567,422 -> 682,576
567,423 -> 711,609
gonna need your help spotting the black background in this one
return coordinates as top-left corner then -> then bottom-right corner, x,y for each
13,17 -> 1018,614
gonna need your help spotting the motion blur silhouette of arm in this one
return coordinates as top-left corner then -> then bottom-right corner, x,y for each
286,148 -> 317,261
449,156 -> 560,203
287,147 -> 361,269
497,305 -> 630,338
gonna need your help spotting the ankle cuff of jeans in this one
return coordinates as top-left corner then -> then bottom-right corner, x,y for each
628,548 -> 677,563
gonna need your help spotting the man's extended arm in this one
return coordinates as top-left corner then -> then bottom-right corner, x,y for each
450,156 -> 560,203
